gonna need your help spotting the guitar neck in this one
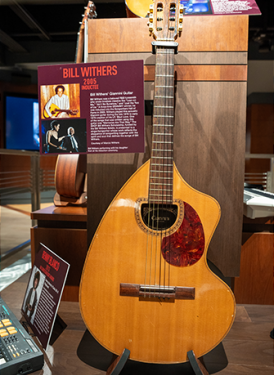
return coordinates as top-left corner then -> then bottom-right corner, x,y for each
74,1 -> 97,63
75,28 -> 85,63
149,47 -> 175,204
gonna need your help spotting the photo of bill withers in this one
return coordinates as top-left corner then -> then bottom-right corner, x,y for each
23,268 -> 44,322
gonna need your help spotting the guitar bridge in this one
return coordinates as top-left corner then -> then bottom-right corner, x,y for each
120,283 -> 195,300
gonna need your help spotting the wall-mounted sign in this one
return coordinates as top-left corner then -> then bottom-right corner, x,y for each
38,60 -> 144,155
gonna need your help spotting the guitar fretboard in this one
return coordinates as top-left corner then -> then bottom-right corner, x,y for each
149,47 -> 175,205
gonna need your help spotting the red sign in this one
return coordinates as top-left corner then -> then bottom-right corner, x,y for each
38,60 -> 144,155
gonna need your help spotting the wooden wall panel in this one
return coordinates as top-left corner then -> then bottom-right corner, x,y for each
245,103 -> 274,174
144,65 -> 247,81
233,233 -> 274,305
88,16 -> 248,53
87,16 -> 248,277
173,81 -> 246,275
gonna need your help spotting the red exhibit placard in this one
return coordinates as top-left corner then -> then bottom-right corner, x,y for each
21,244 -> 70,349
38,60 -> 144,155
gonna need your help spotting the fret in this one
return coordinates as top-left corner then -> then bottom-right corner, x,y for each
154,115 -> 173,119
152,155 -> 172,157
155,74 -> 174,77
155,86 -> 173,88
150,179 -> 173,182
154,95 -> 174,98
153,141 -> 173,144
157,63 -> 173,66
151,163 -> 173,167
153,125 -> 173,128
154,106 -> 174,109
151,149 -> 173,152
150,182 -> 173,186
149,187 -> 173,191
153,134 -> 172,137
151,175 -> 173,179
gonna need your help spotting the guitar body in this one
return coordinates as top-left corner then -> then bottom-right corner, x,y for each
43,103 -> 61,118
43,103 -> 78,118
80,160 -> 235,364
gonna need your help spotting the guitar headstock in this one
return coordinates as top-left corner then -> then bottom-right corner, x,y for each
148,0 -> 183,41
79,1 -> 97,31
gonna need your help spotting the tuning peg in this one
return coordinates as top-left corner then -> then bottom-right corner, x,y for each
178,15 -> 183,32
179,4 -> 184,13
149,4 -> 153,13
148,22 -> 153,32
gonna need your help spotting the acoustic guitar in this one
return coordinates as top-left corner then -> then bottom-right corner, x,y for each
80,0 -> 235,364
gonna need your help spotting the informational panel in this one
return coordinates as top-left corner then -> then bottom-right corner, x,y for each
38,60 -> 144,155
21,244 -> 70,349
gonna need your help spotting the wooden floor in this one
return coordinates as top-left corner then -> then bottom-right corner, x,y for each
1,271 -> 273,375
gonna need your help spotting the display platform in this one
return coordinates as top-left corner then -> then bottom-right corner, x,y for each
1,271 -> 273,375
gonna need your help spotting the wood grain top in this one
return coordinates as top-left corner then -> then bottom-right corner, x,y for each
88,16 -> 248,54
144,65 -> 248,81
31,205 -> 87,221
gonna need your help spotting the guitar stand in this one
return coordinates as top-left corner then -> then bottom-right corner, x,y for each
187,351 -> 209,375
106,349 -> 209,375
106,349 -> 130,375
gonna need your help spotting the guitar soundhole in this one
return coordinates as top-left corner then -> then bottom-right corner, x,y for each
141,204 -> 178,231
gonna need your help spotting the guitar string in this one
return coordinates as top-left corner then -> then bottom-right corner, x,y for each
145,45 -> 158,295
151,47 -> 162,296
157,47 -> 174,295
163,47 -> 174,293
145,44 -> 175,298
146,46 -> 165,296
155,47 -> 165,296
161,47 -> 167,292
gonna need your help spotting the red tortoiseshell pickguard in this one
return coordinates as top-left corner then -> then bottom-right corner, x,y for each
161,202 -> 205,267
